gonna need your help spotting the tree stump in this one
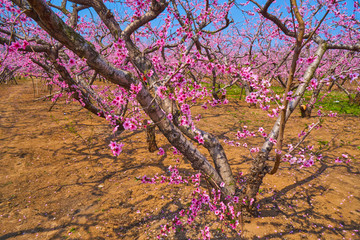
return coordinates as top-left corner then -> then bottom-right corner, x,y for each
300,104 -> 307,118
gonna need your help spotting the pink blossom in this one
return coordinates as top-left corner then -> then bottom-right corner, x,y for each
201,103 -> 208,109
158,148 -> 165,155
109,141 -> 124,156
10,41 -> 21,51
181,104 -> 190,115
22,40 -> 29,49
306,56 -> 317,64
130,83 -> 142,94
250,147 -> 259,153
156,86 -> 167,99
328,111 -> 337,117
68,58 -> 76,66
269,137 -> 277,144
200,226 -> 211,240
123,120 -> 131,130
130,123 -> 137,131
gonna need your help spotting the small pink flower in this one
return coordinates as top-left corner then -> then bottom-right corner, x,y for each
158,148 -> 165,156
306,56 -> 316,64
109,141 -> 117,149
22,40 -> 29,49
109,142 -> 124,156
130,83 -> 142,94
10,41 -> 21,51
123,120 -> 131,130
130,124 -> 137,131
68,58 -> 76,66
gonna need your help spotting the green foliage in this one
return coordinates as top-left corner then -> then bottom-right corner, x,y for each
315,91 -> 360,116
270,86 -> 285,95
317,140 -> 329,150
268,86 -> 360,116
226,85 -> 243,97
199,80 -> 359,115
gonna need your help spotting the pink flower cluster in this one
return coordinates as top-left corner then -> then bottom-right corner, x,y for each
140,165 -> 243,238
108,141 -> 124,156
335,154 -> 351,163
236,125 -> 255,139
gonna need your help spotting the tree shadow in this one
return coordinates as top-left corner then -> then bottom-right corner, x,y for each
250,162 -> 360,239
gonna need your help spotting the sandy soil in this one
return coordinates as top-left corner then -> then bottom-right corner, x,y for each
0,79 -> 359,240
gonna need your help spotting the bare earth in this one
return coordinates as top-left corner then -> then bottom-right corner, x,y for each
0,79 -> 359,240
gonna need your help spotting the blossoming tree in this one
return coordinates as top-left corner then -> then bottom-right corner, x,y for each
1,0 -> 359,236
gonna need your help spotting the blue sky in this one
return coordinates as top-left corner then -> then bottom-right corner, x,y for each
47,0 -> 359,42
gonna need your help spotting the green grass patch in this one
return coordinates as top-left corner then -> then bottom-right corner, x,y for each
314,91 -> 360,116
194,80 -> 360,115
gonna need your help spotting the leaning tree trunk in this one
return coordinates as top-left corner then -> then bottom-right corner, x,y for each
244,43 -> 328,210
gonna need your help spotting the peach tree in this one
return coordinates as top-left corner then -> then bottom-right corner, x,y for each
1,0 -> 359,237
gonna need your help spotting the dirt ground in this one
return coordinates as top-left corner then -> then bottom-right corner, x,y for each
0,79 -> 359,240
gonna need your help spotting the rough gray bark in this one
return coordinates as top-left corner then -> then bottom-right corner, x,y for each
13,0 -> 236,197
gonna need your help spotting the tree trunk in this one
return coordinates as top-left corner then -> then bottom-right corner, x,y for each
350,92 -> 360,105
244,43 -> 328,209
244,151 -> 269,211
146,123 -> 158,152
305,81 -> 324,118
300,104 -> 307,118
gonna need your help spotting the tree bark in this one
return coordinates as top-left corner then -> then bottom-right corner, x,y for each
305,81 -> 324,118
244,42 -> 328,207
145,122 -> 158,153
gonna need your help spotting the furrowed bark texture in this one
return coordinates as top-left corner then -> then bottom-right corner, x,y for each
15,0 -> 134,88
176,123 -> 236,194
108,0 -> 236,194
136,86 -> 232,196
14,0 -> 235,196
